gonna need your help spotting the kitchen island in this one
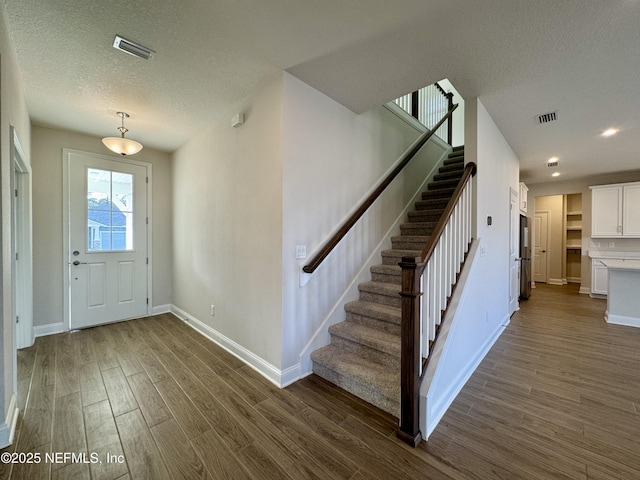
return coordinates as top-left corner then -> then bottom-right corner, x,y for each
601,259 -> 640,328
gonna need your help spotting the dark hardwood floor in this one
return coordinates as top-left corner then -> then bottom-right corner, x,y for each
1,283 -> 638,479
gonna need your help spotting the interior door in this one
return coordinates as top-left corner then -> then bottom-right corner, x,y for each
68,152 -> 148,329
533,211 -> 549,283
509,188 -> 519,314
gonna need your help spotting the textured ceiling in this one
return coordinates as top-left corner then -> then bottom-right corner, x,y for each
2,0 -> 639,184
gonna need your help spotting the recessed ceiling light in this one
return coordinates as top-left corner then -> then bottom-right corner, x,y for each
552,172 -> 561,177
601,128 -> 619,137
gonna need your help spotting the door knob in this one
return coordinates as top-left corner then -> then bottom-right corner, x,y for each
542,250 -> 546,253
72,260 -> 87,266
73,250 -> 80,256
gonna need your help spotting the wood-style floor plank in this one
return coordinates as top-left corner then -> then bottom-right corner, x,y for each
7,283 -> 639,480
115,409 -> 170,480
100,367 -> 138,417
149,419 -> 212,480
83,400 -> 128,480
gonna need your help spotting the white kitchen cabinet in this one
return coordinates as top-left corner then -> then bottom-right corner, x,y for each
590,182 -> 640,237
591,259 -> 609,296
623,184 -> 640,236
519,182 -> 529,214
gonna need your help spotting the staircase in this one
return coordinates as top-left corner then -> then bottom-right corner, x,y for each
311,146 -> 465,417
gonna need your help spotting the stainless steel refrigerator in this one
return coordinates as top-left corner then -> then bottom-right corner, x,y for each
519,214 -> 531,299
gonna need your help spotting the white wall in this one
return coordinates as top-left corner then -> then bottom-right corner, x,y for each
0,10 -> 32,446
171,71 -> 448,384
281,73 -> 447,377
171,75 -> 284,371
31,126 -> 173,328
424,97 -> 520,437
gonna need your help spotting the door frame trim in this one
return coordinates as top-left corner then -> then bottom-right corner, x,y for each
534,209 -> 551,284
11,126 -> 34,350
62,149 -> 153,330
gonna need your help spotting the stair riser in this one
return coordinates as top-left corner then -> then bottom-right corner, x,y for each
434,171 -> 463,182
408,213 -> 440,225
329,335 -> 400,369
429,179 -> 459,190
414,200 -> 447,211
438,163 -> 464,174
442,156 -> 464,167
370,271 -> 401,285
359,290 -> 401,308
391,239 -> 427,250
311,363 -> 399,417
345,312 -> 401,334
381,253 -> 417,267
400,224 -> 436,236
422,190 -> 454,200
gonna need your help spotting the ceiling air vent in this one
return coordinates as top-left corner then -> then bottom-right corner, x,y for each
546,160 -> 559,167
113,35 -> 154,60
536,111 -> 558,125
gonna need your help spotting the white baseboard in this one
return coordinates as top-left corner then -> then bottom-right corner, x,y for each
606,312 -> 640,328
170,305 -> 300,388
151,304 -> 171,315
566,277 -> 581,284
579,286 -> 591,295
548,278 -> 564,286
34,322 -> 66,337
0,395 -> 19,448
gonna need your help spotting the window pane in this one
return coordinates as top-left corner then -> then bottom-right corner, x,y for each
87,168 -> 134,251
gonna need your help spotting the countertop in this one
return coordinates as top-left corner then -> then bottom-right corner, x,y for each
600,259 -> 640,271
588,250 -> 640,260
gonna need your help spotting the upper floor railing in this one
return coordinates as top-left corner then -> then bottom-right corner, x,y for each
393,83 -> 454,145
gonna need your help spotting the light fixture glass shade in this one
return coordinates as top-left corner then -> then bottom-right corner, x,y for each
102,136 -> 143,155
102,111 -> 143,155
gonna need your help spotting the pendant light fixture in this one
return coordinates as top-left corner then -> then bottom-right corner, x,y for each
102,111 -> 143,156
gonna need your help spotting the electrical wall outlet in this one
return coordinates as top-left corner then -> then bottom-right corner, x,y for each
608,242 -> 615,248
210,304 -> 215,316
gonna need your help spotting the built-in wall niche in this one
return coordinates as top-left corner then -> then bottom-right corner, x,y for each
564,193 -> 582,283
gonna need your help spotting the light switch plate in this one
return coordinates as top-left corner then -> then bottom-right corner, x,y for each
296,245 -> 307,259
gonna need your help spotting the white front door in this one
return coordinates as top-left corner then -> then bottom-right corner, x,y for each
67,151 -> 148,329
533,211 -> 549,283
509,188 -> 519,315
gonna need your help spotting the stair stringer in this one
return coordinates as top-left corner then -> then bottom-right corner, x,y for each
419,238 -> 508,438
298,142 -> 451,377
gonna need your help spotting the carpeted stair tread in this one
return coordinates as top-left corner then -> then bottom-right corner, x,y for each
400,221 -> 438,236
391,235 -> 429,250
358,280 -> 401,296
428,178 -> 460,190
345,300 -> 401,325
381,249 -> 421,265
422,188 -> 455,200
311,345 -> 399,416
434,170 -> 464,182
329,321 -> 400,357
438,163 -> 464,173
370,264 -> 402,284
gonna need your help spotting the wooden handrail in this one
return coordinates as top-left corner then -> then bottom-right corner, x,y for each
302,103 -> 458,274
416,161 -> 477,276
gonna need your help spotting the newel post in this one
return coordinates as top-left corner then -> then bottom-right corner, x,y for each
396,256 -> 423,447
